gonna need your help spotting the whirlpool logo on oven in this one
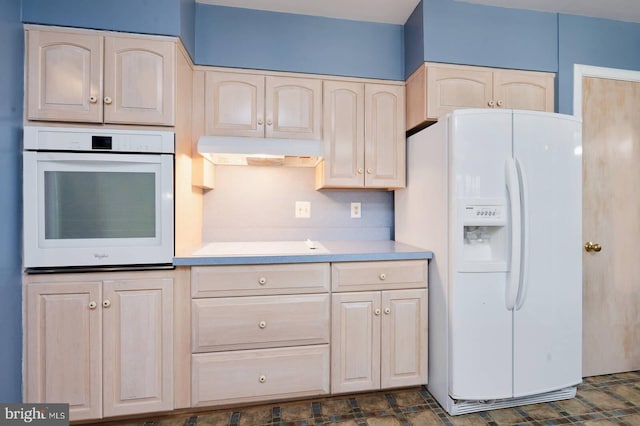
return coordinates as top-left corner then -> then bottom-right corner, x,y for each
1,404 -> 68,425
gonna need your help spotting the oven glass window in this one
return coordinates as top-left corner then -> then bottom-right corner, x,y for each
44,171 -> 156,239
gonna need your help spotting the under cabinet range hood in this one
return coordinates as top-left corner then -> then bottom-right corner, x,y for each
197,136 -> 324,167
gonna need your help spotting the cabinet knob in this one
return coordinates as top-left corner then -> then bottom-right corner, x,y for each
266,119 -> 273,126
367,168 -> 373,174
374,308 -> 381,316
488,100 -> 495,107
89,96 -> 98,104
102,299 -> 111,308
259,321 -> 267,329
259,375 -> 267,383
104,96 -> 113,105
497,100 -> 504,107
89,301 -> 97,309
585,241 -> 602,252
357,168 -> 364,175
257,118 -> 264,125
258,277 -> 267,285
384,307 -> 391,315
379,273 -> 386,281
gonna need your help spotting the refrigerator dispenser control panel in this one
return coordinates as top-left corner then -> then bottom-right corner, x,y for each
462,204 -> 506,226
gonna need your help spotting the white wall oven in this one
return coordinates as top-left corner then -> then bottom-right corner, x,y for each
23,127 -> 174,272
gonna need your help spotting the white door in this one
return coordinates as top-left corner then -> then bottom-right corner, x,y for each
449,110 -> 513,400
511,111 -> 582,397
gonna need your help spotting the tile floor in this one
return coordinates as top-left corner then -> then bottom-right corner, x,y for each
107,371 -> 640,425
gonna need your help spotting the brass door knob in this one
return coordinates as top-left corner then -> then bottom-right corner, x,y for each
584,241 -> 602,252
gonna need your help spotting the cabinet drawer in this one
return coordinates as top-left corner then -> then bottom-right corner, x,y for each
332,260 -> 427,292
191,345 -> 330,406
191,263 -> 330,297
192,294 -> 329,352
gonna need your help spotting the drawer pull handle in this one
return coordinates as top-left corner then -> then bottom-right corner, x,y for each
258,277 -> 267,285
259,375 -> 267,383
374,308 -> 381,316
259,321 -> 267,329
384,307 -> 391,315
379,273 -> 386,280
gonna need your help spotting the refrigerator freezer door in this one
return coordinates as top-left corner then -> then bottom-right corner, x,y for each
511,111 -> 582,397
449,110 -> 514,400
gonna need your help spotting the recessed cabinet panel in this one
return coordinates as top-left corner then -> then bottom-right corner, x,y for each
192,345 -> 330,406
205,72 -> 265,137
319,81 -> 365,187
104,37 -> 175,125
192,294 -> 330,352
365,84 -> 405,188
102,278 -> 173,417
266,76 -> 322,140
493,71 -> 554,112
427,66 -> 493,117
27,30 -> 103,122
331,292 -> 381,393
25,282 -> 102,421
381,289 -> 428,388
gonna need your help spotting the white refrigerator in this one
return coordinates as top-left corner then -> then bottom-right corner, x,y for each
395,109 -> 582,415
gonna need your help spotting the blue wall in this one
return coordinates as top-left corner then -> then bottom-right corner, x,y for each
557,13 -> 640,114
420,0 -> 557,75
22,0 -> 196,58
404,1 -> 424,79
0,0 -> 24,403
195,4 -> 404,80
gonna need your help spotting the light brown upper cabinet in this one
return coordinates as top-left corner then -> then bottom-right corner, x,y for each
205,71 -> 322,140
316,81 -> 405,189
26,27 -> 175,126
406,62 -> 554,130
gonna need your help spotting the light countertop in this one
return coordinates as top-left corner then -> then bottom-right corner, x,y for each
173,240 -> 432,266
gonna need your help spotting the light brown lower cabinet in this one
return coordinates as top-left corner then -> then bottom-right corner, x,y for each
191,345 -> 330,407
24,273 -> 174,422
331,289 -> 428,393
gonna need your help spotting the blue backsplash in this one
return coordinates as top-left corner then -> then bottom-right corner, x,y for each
201,166 -> 394,242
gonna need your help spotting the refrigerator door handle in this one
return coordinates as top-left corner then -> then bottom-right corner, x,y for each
515,158 -> 530,310
505,158 -> 521,311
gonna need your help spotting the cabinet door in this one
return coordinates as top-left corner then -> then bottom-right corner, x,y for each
381,289 -> 428,389
426,64 -> 493,118
27,30 -> 103,123
265,76 -> 322,140
25,282 -> 102,421
331,292 -> 381,393
205,71 -> 265,137
365,84 -> 406,188
104,37 -> 175,125
317,81 -> 364,188
102,278 -> 173,417
493,70 -> 554,112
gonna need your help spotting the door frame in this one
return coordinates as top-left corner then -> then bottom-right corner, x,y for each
573,64 -> 640,117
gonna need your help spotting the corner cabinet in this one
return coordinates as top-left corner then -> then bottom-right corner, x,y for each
330,260 -> 428,393
26,26 -> 175,126
316,82 -> 405,189
204,71 -> 322,140
24,272 -> 174,422
406,62 -> 554,130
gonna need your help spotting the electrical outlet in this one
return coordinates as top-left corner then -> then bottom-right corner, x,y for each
351,202 -> 361,218
295,201 -> 311,218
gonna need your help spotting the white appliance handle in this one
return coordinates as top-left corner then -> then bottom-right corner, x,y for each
505,158 -> 521,311
515,158 -> 529,310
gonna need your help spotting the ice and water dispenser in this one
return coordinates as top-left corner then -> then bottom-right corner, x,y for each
458,199 -> 508,272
